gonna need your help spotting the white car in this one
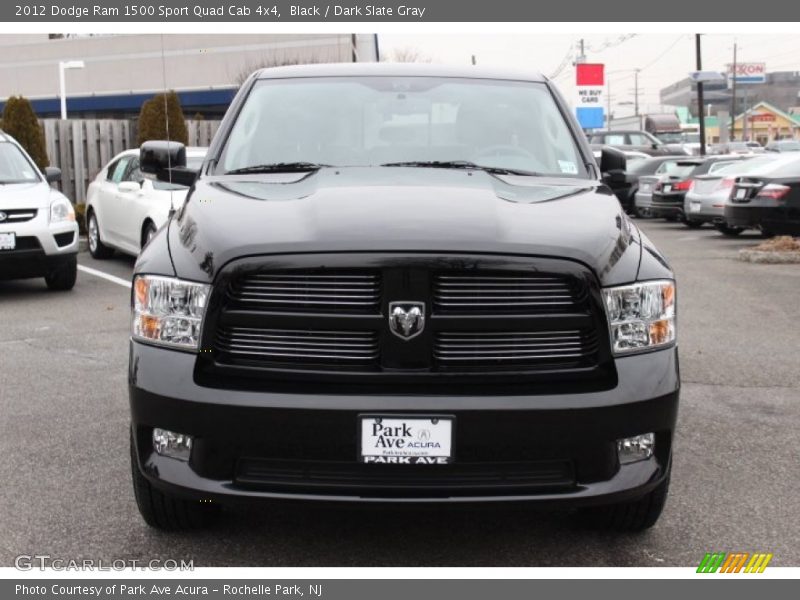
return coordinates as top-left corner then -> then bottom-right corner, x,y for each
0,130 -> 79,290
85,147 -> 206,258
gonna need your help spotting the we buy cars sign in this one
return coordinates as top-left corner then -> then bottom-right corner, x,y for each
727,62 -> 766,84
575,63 -> 605,129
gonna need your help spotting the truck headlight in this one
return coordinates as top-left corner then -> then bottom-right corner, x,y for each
132,275 -> 210,350
49,197 -> 75,223
603,280 -> 676,355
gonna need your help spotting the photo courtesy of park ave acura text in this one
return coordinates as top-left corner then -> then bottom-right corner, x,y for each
0,24 -> 799,574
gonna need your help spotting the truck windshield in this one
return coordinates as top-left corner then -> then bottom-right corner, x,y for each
0,142 -> 41,184
219,76 -> 587,178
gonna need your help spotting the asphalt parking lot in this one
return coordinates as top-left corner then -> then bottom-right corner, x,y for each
1,219 -> 798,567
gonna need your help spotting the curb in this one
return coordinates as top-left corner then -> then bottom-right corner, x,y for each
738,249 -> 800,264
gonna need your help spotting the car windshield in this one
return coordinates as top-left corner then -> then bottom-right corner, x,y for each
682,133 -> 700,143
0,142 -> 41,184
219,76 -> 587,178
712,155 -> 781,175
656,132 -> 683,144
658,160 -> 697,178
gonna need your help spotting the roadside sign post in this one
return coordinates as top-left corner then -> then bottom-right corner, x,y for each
575,63 -> 605,130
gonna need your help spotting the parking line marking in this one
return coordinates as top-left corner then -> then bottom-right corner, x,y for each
77,265 -> 131,289
677,236 -> 702,241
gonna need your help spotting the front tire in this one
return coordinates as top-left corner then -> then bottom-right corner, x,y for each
579,470 -> 670,532
44,254 -> 77,291
87,211 -> 114,259
130,431 -> 219,531
684,219 -> 703,229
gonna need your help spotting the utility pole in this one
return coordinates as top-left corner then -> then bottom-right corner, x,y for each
730,41 -> 738,141
634,69 -> 640,117
695,34 -> 707,156
575,38 -> 587,64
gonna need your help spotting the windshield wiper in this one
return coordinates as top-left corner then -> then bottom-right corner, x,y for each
225,162 -> 331,175
381,160 -> 541,177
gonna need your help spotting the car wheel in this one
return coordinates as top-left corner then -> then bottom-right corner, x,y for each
44,254 -> 77,291
714,223 -> 744,237
87,211 -> 114,259
130,431 -> 219,531
663,214 -> 678,222
579,469 -> 670,532
142,222 -> 157,250
684,219 -> 703,229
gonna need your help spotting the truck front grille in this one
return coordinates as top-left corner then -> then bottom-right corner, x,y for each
202,255 -> 613,392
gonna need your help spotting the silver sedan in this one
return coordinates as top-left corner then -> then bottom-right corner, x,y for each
683,155 -> 782,233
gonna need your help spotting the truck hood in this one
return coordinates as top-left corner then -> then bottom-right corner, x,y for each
165,167 -> 642,286
0,181 -> 56,210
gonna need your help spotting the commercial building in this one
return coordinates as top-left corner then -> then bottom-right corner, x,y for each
0,34 -> 379,118
660,71 -> 800,118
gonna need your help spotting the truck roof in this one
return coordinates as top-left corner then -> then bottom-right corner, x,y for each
255,62 -> 548,83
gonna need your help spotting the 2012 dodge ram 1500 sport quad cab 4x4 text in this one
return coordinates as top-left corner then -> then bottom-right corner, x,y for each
129,64 -> 679,532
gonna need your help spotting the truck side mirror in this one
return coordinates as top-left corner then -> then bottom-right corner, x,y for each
44,167 -> 62,183
140,141 -> 197,187
600,146 -> 627,176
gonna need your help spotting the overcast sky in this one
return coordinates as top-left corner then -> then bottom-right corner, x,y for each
379,34 -> 800,116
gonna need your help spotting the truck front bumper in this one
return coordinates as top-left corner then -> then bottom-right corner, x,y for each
129,342 -> 680,505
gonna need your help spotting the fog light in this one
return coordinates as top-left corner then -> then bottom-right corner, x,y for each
152,428 -> 192,461
617,433 -> 655,464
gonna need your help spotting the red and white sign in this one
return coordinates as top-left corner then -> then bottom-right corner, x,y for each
574,63 -> 605,129
727,62 -> 766,84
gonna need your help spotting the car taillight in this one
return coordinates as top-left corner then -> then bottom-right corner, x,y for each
720,177 -> 735,190
673,180 -> 692,191
756,184 -> 791,202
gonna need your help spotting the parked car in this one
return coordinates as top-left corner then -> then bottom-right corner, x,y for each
0,130 -> 78,290
682,155 -> 780,233
621,155 -> 691,217
650,156 -> 747,221
589,130 -> 674,156
128,64 -> 679,533
709,141 -> 754,155
85,147 -> 207,258
724,153 -> 800,237
764,140 -> 800,153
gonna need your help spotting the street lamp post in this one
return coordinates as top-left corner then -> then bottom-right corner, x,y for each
58,60 -> 85,120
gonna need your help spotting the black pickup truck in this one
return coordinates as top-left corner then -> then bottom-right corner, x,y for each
128,64 -> 679,532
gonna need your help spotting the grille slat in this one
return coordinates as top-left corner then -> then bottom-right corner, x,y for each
433,272 -> 582,314
216,327 -> 379,366
435,331 -> 598,368
0,209 -> 37,223
229,270 -> 380,312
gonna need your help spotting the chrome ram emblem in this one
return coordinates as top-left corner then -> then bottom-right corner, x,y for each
388,301 -> 426,341
0,211 -> 7,222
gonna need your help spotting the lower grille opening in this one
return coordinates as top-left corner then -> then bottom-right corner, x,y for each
235,458 -> 576,498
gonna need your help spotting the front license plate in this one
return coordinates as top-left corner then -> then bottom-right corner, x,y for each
0,232 -> 16,250
663,184 -> 672,193
689,202 -> 701,213
360,415 -> 453,464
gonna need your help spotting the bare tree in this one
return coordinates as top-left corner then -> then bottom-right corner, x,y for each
383,47 -> 433,63
231,54 -> 325,86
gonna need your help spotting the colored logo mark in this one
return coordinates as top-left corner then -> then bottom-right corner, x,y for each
697,552 -> 773,573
